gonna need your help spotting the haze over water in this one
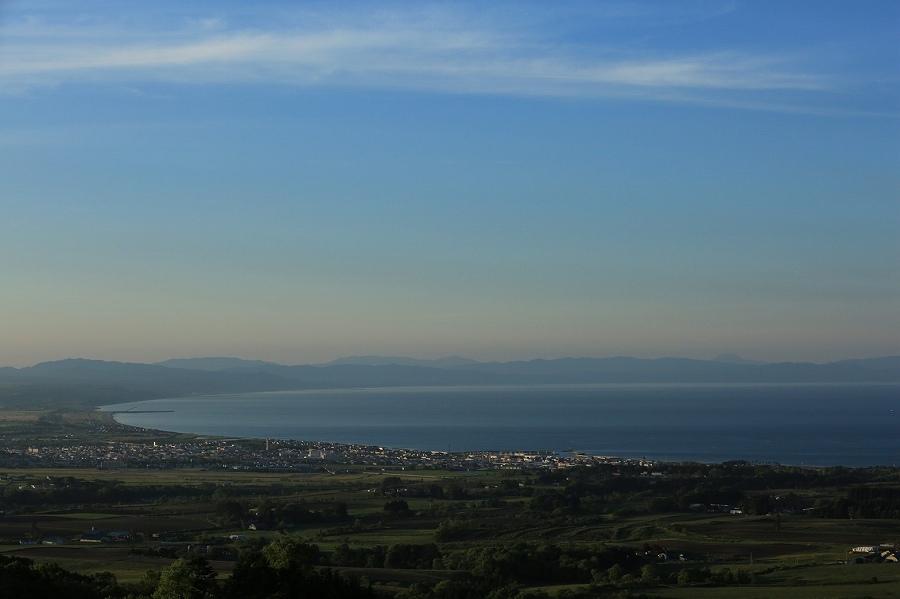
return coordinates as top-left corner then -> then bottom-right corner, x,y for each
105,383 -> 900,467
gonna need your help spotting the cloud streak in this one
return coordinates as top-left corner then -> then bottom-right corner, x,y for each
0,7 -> 829,109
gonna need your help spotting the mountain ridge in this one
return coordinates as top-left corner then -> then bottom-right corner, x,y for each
1,355 -> 897,410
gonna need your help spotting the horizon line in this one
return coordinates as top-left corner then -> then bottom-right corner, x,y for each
8,352 -> 900,370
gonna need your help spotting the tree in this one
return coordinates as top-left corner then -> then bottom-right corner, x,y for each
381,476 -> 403,495
0,555 -> 114,599
384,499 -> 411,515
640,564 -> 659,584
215,500 -> 246,526
225,543 -> 370,599
152,557 -> 217,599
332,501 -> 349,519
262,536 -> 321,570
606,563 -> 624,583
384,543 -> 441,569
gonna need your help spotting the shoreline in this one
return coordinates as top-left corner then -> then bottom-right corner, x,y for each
102,410 -> 896,470
99,383 -> 900,469
0,407 -> 889,471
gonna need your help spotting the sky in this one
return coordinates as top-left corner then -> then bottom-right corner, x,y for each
0,0 -> 898,367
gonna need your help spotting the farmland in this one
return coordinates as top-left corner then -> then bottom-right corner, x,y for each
3,457 -> 900,597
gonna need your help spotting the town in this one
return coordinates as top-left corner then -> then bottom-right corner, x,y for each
2,435 -> 647,472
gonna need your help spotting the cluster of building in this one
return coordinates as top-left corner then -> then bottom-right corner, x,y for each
689,503 -> 744,515
1,438 -> 648,472
849,544 -> 900,564
79,528 -> 132,543
16,528 -> 132,546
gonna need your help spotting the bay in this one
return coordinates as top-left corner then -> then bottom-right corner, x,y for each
102,383 -> 900,466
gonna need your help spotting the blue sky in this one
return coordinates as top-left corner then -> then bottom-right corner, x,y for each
1,0 -> 898,366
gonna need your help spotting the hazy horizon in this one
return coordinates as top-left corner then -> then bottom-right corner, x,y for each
2,1 -> 898,367
6,350 -> 900,370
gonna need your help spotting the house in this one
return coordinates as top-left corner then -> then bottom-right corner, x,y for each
41,536 -> 67,545
80,530 -> 106,543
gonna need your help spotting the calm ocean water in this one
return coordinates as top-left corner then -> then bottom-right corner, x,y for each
102,383 -> 900,466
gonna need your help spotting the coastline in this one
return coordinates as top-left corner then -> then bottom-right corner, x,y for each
98,382 -> 900,468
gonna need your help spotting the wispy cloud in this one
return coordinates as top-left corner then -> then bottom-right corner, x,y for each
0,6 -> 830,109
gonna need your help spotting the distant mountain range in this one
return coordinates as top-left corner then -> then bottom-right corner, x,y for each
157,357 -> 283,371
1,354 -> 897,409
158,355 -> 481,370
320,355 -> 481,368
712,353 -> 763,365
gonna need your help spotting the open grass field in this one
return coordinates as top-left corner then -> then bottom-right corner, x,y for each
0,410 -> 45,422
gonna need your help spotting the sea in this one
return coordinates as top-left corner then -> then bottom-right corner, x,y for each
101,383 -> 900,466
